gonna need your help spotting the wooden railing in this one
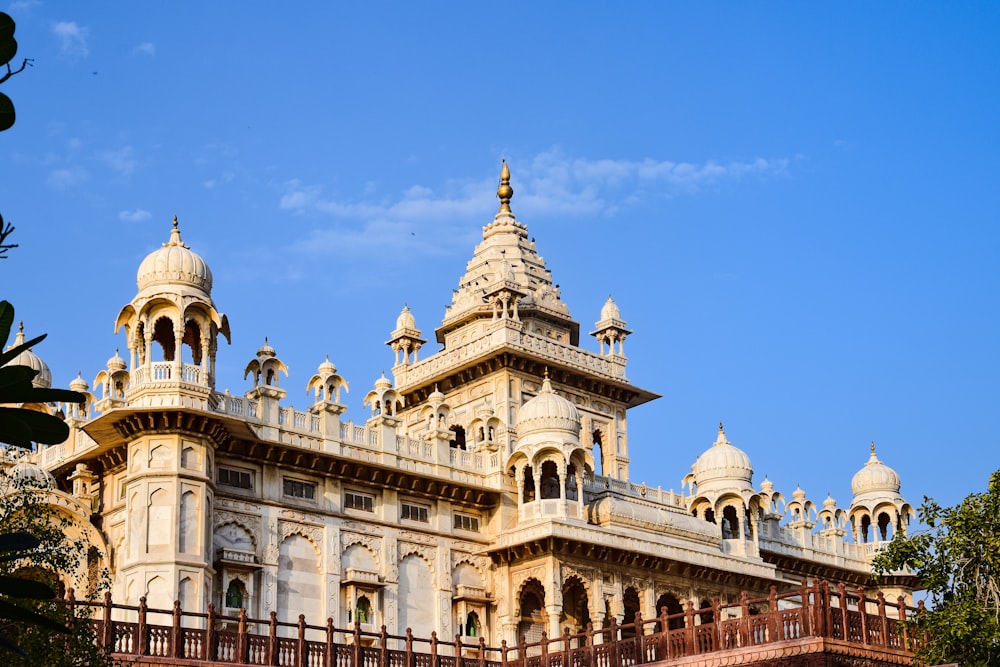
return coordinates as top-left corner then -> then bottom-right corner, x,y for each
67,580 -> 922,667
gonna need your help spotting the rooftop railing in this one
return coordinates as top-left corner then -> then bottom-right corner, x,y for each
64,580 -> 920,667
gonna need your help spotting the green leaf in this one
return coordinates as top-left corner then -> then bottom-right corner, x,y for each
0,13 -> 15,68
0,332 -> 47,367
0,407 -> 69,446
0,598 -> 70,634
0,92 -> 12,133
0,532 -> 40,553
0,575 -> 54,600
0,301 -> 12,347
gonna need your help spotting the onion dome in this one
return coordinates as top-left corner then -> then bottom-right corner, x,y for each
317,355 -> 336,375
600,295 -> 621,321
9,461 -> 56,489
257,337 -> 276,358
760,476 -> 774,494
374,371 -> 392,390
851,443 -> 902,497
792,485 -> 806,502
692,424 -> 754,490
5,322 -> 52,389
136,216 -> 213,294
427,384 -> 446,407
107,348 -> 127,371
69,372 -> 89,393
396,305 -> 417,331
516,375 -> 580,437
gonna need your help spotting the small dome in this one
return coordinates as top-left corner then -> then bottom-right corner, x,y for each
107,348 -> 127,371
851,444 -> 901,496
374,371 -> 392,390
9,461 -> 56,489
69,372 -> 89,393
136,217 -> 213,294
823,494 -> 837,509
317,355 -> 336,375
256,337 -> 276,358
792,485 -> 806,502
396,305 -> 417,331
516,376 -> 580,437
427,385 -> 445,406
760,476 -> 774,494
4,322 -> 52,389
600,295 -> 621,321
691,424 -> 754,489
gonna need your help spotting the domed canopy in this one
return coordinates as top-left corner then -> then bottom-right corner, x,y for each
396,305 -> 417,331
5,322 -> 52,389
600,295 -> 621,321
257,337 -> 277,358
107,348 -> 127,371
691,424 -> 754,491
317,355 -> 336,375
136,217 -> 213,295
69,372 -> 89,393
516,375 -> 581,437
851,443 -> 901,497
9,461 -> 56,489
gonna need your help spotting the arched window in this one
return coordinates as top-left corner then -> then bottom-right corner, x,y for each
152,316 -> 175,361
621,587 -> 641,638
877,512 -> 892,541
465,611 -> 479,637
225,579 -> 247,609
592,429 -> 603,476
355,595 -> 372,624
655,593 -> 684,631
450,425 -> 466,450
523,465 -> 536,503
860,514 -> 872,543
722,506 -> 739,538
539,461 -> 560,499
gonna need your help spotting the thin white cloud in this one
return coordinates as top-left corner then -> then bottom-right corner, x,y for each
47,166 -> 88,189
52,21 -> 89,57
132,42 -> 155,57
119,209 -> 151,223
280,150 -> 791,261
99,146 -> 138,176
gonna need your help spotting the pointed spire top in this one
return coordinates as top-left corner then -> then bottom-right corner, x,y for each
540,367 -> 554,394
497,160 -> 514,214
14,320 -> 24,345
166,215 -> 186,247
714,422 -> 730,446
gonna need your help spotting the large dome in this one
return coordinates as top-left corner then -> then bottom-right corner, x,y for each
516,376 -> 580,437
851,444 -> 901,496
4,322 -> 52,389
691,424 -> 754,489
136,217 -> 213,294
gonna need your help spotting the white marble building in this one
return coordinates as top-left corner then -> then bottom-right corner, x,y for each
6,163 -> 915,645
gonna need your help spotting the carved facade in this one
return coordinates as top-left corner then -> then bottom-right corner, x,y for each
4,164 -> 916,645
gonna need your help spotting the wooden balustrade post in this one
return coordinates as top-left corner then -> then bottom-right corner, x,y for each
172,600 -> 182,658
918,600 -> 929,649
711,596 -> 721,650
821,581 -> 832,638
586,622 -> 596,666
633,610 -> 643,658
406,628 -> 414,667
501,639 -> 509,667
326,618 -> 336,667
354,622 -> 363,667
739,591 -> 749,648
684,602 -> 695,655
102,591 -> 114,651
876,592 -> 888,646
206,603 -> 217,662
836,584 -> 848,642
380,625 -> 390,667
798,581 -> 810,637
479,635 -> 487,667
809,580 -> 823,637
455,633 -> 463,667
518,633 -> 528,667
430,630 -> 439,667
269,611 -> 280,666
659,606 -> 669,659
857,587 -> 870,645
540,631 -> 549,667
239,608 -> 249,664
609,617 -> 621,667
137,596 -> 148,656
298,615 -> 309,667
767,586 -> 778,643
562,627 -> 571,667
896,596 -> 908,650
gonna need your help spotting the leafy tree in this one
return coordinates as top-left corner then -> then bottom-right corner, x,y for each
0,299 -> 106,663
0,471 -> 112,665
873,470 -> 1000,666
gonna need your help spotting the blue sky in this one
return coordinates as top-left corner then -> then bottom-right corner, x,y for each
2,3 -> 997,511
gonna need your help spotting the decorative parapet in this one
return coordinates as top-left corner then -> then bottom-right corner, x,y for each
396,323 -> 626,390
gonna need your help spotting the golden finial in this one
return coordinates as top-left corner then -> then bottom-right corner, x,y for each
719,422 -> 724,432
172,215 -> 179,229
870,441 -> 876,454
497,160 -> 514,214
